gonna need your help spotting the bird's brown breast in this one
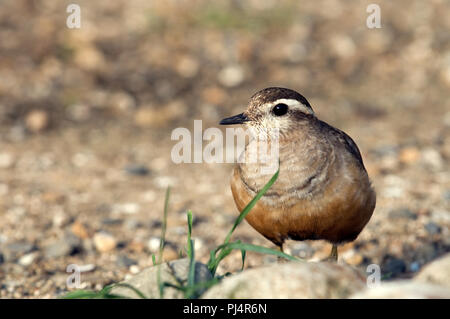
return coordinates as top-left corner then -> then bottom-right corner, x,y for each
230,145 -> 376,246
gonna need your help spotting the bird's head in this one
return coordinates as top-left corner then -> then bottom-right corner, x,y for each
220,87 -> 315,136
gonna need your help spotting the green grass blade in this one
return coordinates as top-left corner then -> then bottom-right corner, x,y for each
223,167 -> 279,246
207,167 -> 279,275
223,242 -> 299,261
187,239 -> 196,290
109,283 -> 147,299
186,210 -> 193,259
62,290 -> 101,299
158,186 -> 171,298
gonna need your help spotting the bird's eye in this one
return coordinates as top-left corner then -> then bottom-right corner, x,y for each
272,103 -> 288,116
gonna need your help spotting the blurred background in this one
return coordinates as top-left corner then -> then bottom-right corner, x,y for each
0,0 -> 449,298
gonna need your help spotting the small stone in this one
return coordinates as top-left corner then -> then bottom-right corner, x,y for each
202,87 -> 226,105
424,222 -> 441,235
25,110 -> 49,133
74,46 -> 105,71
345,252 -> 364,266
116,255 -> 137,268
421,148 -> 443,170
7,242 -> 33,253
351,282 -> 450,299
124,219 -> 141,230
383,256 -> 406,277
129,265 -> 140,274
176,56 -> 199,78
71,221 -> 89,239
134,101 -> 185,128
67,103 -> 90,122
162,247 -> 179,262
93,232 -> 117,253
44,241 -> 73,258
290,242 -> 315,259
330,35 -> 356,58
128,240 -> 145,253
217,65 -> 245,87
410,262 -> 421,273
0,153 -> 14,169
109,91 -> 136,112
0,252 -> 5,264
18,252 -> 37,267
110,259 -> 212,298
113,203 -> 140,215
388,208 -> 417,220
399,147 -> 420,164
415,253 -> 450,288
147,237 -> 161,252
124,164 -> 150,176
101,218 -> 123,226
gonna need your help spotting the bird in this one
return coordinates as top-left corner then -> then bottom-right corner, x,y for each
219,87 -> 376,261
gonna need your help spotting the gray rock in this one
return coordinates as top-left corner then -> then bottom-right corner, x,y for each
116,255 -> 137,268
2,241 -> 35,261
382,256 -> 406,277
124,164 -> 150,176
202,261 -> 366,299
44,232 -> 81,258
424,222 -> 441,235
0,252 -> 4,264
350,282 -> 450,299
388,208 -> 417,220
414,253 -> 450,288
110,258 -> 213,298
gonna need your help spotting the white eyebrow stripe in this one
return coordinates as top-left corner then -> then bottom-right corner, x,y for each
271,98 -> 314,115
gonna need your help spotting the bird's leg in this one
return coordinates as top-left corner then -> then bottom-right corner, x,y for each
277,244 -> 287,263
328,244 -> 338,262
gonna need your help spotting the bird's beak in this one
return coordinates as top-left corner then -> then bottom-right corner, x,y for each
219,113 -> 249,125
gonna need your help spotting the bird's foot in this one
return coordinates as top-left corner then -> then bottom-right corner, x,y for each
321,244 -> 338,262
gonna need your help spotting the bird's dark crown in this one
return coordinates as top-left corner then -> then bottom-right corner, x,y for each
249,87 -> 312,110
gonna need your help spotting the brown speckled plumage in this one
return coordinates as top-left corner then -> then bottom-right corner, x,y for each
221,87 -> 376,260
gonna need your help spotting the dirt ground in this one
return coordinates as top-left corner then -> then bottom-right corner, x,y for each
0,0 -> 449,298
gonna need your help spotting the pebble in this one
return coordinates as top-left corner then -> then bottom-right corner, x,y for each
109,91 -> 136,112
388,208 -> 417,220
383,256 -> 406,276
124,164 -> 150,176
116,255 -> 137,268
410,261 -> 421,272
18,252 -> 37,267
71,221 -> 89,239
45,234 -> 81,258
162,247 -> 180,262
93,232 -> 117,253
67,103 -> 91,122
0,252 -> 4,264
0,152 -> 14,169
176,56 -> 199,78
421,148 -> 443,170
290,242 -> 315,259
217,65 -> 245,87
399,147 -> 420,164
5,242 -> 35,261
424,222 -> 441,235
113,203 -> 140,215
147,237 -> 161,252
101,218 -> 123,226
345,252 -> 364,266
25,110 -> 49,133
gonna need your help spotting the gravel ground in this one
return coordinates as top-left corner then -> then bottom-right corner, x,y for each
0,0 -> 449,298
